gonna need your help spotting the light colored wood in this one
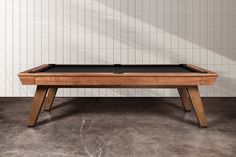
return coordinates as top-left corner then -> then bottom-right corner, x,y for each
178,88 -> 192,111
201,77 -> 218,85
33,76 -> 215,86
18,64 -> 218,77
18,76 -> 35,84
186,64 -> 217,74
35,85 -> 196,88
44,88 -> 58,111
19,72 -> 218,77
19,64 -> 50,74
19,75 -> 217,86
28,86 -> 48,127
18,64 -> 218,86
187,86 -> 208,128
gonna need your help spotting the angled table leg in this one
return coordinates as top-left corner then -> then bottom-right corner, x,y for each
187,86 -> 207,128
44,88 -> 58,111
178,88 -> 192,112
28,86 -> 48,127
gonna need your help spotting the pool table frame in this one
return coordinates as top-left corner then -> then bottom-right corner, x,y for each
18,64 -> 218,128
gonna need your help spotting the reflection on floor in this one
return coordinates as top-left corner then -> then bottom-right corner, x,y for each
0,97 -> 235,157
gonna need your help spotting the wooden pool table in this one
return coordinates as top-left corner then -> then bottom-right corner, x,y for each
18,64 -> 218,127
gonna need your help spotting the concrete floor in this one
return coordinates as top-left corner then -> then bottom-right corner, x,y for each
0,97 -> 235,157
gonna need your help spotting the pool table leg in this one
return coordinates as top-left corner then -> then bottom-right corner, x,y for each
44,88 -> 58,111
28,86 -> 48,127
178,88 -> 192,112
187,86 -> 208,128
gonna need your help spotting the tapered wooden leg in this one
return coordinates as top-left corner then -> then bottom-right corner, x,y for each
178,88 -> 192,112
44,88 -> 58,111
28,86 -> 48,127
187,86 -> 207,128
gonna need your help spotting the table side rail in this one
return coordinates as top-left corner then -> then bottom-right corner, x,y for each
18,64 -> 51,74
185,64 -> 218,75
18,71 -> 218,77
19,75 -> 217,86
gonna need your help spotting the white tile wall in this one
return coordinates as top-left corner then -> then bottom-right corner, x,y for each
0,0 -> 236,97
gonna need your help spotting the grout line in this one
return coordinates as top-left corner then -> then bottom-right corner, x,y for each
120,0 -> 121,96
32,0 -> 35,96
156,0 -> 158,96
142,0 -> 143,64
99,0 -> 100,64
106,0 -> 107,96
19,0 -> 21,96
134,0 -> 136,97
113,0 -> 114,97
200,0 -> 201,66
199,0 -> 202,93
99,0 -> 100,96
84,0 -> 85,64
171,0 -> 172,65
70,0 -> 71,96
206,0 -> 209,96
221,0 -> 222,96
70,0 -> 71,64
127,0 -> 129,97
163,0 -> 165,65
214,0 -> 216,96
163,0 -> 165,96
55,0 -> 57,63
91,0 -> 93,64
113,0 -> 114,64
106,0 -> 107,64
33,0 -> 36,66
228,0 -> 230,96
135,0 -> 136,64
62,0 -> 64,96
177,0 -> 180,96
12,0 -> 14,96
127,0 -> 129,64
192,0 -> 193,65
91,0 -> 93,97
84,0 -> 85,96
5,0 -> 6,96
41,0 -> 42,64
148,0 -> 150,63
120,0 -> 121,63
171,0 -> 173,96
141,0 -> 144,96
48,0 -> 50,64
26,0 -> 28,96
77,0 -> 78,96
178,0 -> 179,64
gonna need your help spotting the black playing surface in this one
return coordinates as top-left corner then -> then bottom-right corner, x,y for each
34,64 -> 202,73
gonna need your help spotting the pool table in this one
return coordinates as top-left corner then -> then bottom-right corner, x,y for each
18,64 -> 218,127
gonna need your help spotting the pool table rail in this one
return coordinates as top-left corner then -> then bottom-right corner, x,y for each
18,64 -> 218,86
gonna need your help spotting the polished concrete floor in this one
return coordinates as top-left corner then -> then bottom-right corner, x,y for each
0,97 -> 235,157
